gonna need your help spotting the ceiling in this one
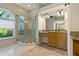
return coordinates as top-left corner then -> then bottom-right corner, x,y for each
16,3 -> 52,11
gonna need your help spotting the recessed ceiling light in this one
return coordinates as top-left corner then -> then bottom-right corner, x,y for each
27,4 -> 31,7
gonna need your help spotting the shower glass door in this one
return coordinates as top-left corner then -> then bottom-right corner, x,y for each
18,16 -> 25,43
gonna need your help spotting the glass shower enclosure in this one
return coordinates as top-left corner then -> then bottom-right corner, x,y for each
17,15 -> 36,43
18,16 -> 25,43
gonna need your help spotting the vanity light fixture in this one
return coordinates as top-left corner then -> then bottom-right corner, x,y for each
65,3 -> 70,6
61,9 -> 64,16
57,9 -> 64,16
43,13 -> 49,19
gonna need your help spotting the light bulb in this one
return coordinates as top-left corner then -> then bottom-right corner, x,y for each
57,11 -> 60,16
61,9 -> 64,16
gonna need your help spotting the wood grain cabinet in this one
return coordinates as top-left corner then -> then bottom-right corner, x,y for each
73,40 -> 79,56
48,31 -> 67,50
56,32 -> 67,50
48,32 -> 57,47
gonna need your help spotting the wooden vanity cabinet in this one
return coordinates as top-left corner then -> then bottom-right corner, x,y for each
73,40 -> 79,56
48,32 -> 67,50
48,32 -> 57,47
56,32 -> 67,50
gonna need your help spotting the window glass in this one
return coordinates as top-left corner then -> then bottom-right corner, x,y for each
0,8 -> 15,39
0,9 -> 14,20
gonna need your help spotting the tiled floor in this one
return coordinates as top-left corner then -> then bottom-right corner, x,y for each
22,43 -> 67,56
0,42 -> 25,56
0,42 -> 67,56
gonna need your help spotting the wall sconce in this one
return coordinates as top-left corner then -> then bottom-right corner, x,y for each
65,3 -> 70,6
57,9 -> 64,16
43,13 -> 49,19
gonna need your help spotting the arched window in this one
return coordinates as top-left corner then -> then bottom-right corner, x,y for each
0,8 -> 15,39
0,8 -> 15,20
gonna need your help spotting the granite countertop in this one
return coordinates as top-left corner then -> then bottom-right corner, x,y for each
39,31 -> 48,33
71,36 -> 79,41
39,30 -> 67,33
70,31 -> 79,41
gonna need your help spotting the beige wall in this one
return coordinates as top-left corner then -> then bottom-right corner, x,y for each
67,4 -> 79,56
69,4 -> 79,31
38,15 -> 46,30
0,3 -> 28,16
0,3 -> 29,47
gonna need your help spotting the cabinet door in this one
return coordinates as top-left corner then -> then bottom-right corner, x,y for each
56,32 -> 67,50
48,32 -> 57,47
73,40 -> 79,56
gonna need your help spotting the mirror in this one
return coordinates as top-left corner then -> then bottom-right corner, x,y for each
46,15 -> 65,30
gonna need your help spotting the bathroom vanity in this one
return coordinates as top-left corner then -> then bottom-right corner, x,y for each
71,31 -> 79,56
48,31 -> 67,50
39,30 -> 67,50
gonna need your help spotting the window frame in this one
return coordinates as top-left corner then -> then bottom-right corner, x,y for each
0,8 -> 15,40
